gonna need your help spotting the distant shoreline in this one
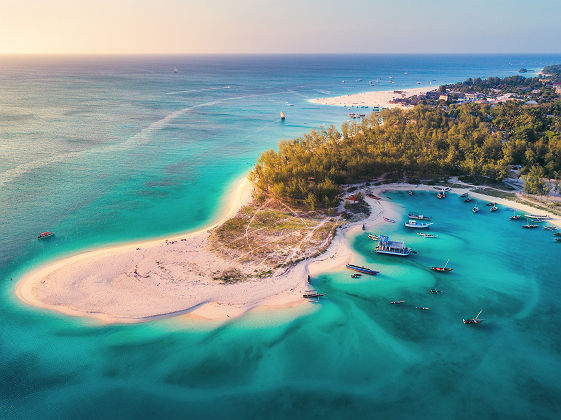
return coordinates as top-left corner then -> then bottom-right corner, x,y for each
309,86 -> 436,109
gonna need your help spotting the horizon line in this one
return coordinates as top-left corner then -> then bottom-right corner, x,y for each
1,52 -> 561,57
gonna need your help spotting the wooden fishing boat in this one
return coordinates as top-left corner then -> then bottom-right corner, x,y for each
554,232 -> 561,237
460,192 -> 469,198
368,233 -> 380,241
416,306 -> 430,310
390,300 -> 405,304
408,190 -> 413,196
303,292 -> 326,299
431,259 -> 453,272
408,212 -> 432,221
37,231 -> 55,240
428,289 -> 441,294
522,218 -> 538,229
383,217 -> 396,223
490,205 -> 498,212
345,264 -> 380,276
463,310 -> 484,325
351,273 -> 361,278
510,209 -> 521,220
464,197 -> 472,203
543,226 -> 557,231
486,202 -> 494,207
417,233 -> 438,238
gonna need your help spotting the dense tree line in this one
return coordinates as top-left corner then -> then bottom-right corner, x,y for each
445,75 -> 544,94
542,65 -> 561,81
250,99 -> 561,208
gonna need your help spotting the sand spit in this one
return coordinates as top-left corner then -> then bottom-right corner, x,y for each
16,179 -> 561,324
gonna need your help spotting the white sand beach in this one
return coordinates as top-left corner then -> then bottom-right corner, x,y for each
309,86 -> 436,109
16,177 -> 561,324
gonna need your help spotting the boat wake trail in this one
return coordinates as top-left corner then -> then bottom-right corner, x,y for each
165,86 -> 232,95
0,90 -> 291,188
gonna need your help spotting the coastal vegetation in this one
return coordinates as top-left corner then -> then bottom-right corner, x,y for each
542,64 -> 561,81
251,71 -> 561,208
209,199 -> 340,276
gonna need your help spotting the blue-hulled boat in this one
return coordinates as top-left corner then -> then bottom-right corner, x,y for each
345,264 -> 380,276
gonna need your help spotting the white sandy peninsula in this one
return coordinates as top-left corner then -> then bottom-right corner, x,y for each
16,177 -> 561,325
309,86 -> 436,109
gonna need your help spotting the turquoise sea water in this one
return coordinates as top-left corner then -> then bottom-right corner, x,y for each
2,55 -> 561,418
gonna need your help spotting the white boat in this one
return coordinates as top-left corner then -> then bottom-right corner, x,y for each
526,214 -> 550,220
405,219 -> 433,229
408,212 -> 431,221
376,235 -> 412,256
417,233 -> 438,238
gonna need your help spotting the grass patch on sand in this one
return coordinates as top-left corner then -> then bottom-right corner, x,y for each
209,200 -> 340,268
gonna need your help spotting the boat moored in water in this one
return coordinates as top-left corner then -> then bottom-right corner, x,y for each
490,205 -> 498,212
429,289 -> 441,294
345,264 -> 380,275
525,214 -> 550,220
510,209 -> 521,220
376,235 -> 412,256
391,300 -> 405,304
408,212 -> 432,221
37,231 -> 55,240
303,292 -> 326,299
464,197 -> 473,203
368,233 -> 380,241
463,310 -> 484,325
460,192 -> 469,198
405,219 -> 433,229
408,190 -> 413,196
431,259 -> 453,272
416,306 -> 430,310
417,233 -> 438,238
522,218 -> 538,229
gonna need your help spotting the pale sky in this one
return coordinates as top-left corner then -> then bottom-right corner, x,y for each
1,0 -> 560,54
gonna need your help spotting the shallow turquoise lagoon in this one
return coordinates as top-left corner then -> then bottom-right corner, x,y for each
2,191 -> 561,419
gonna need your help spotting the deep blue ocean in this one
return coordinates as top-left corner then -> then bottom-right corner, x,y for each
1,55 -> 561,419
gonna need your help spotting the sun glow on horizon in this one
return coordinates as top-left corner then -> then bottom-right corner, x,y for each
2,0 -> 561,55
